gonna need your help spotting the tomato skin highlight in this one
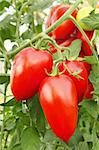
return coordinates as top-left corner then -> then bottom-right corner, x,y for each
50,5 -> 77,40
58,61 -> 88,103
76,30 -> 94,56
84,80 -> 94,99
39,74 -> 78,142
11,47 -> 53,101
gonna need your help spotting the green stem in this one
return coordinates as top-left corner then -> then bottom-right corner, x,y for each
8,33 -> 43,58
15,1 -> 29,45
36,35 -> 63,58
69,15 -> 98,61
14,0 -> 20,44
0,61 -> 8,150
8,0 -> 82,59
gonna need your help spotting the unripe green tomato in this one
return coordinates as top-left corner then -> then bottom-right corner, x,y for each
76,7 -> 99,31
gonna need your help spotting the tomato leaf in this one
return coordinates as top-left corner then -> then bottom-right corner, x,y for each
84,56 -> 97,64
0,1 -> 10,12
81,100 -> 98,119
0,15 -> 16,41
0,74 -> 10,84
64,39 -> 82,60
78,142 -> 89,150
94,30 -> 99,55
21,127 -> 41,150
10,144 -> 22,150
8,130 -> 21,150
4,116 -> 16,131
87,0 -> 98,8
27,94 -> 46,135
44,129 -> 57,143
81,11 -> 99,30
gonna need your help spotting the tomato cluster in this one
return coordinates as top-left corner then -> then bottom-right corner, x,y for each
11,4 -> 95,143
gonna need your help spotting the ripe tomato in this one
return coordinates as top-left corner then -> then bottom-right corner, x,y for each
39,74 -> 78,142
76,30 -> 94,56
58,61 -> 88,102
45,5 -> 61,37
50,5 -> 77,40
11,47 -> 53,101
45,5 -> 61,29
79,51 -> 91,75
84,80 -> 94,99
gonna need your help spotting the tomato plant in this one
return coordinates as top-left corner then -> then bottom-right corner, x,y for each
0,0 -> 99,150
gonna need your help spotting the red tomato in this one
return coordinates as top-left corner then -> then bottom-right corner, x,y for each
50,5 -> 77,40
39,74 -> 78,142
58,61 -> 88,102
45,5 -> 61,37
79,51 -> 91,75
84,80 -> 94,99
49,37 -> 76,54
11,47 -> 53,101
76,30 -> 94,56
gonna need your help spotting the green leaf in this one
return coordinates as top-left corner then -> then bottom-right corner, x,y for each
8,130 -> 21,150
65,39 -> 82,60
29,0 -> 54,11
68,128 -> 83,147
84,56 -> 97,64
81,100 -> 98,119
94,30 -> 99,55
0,15 -> 16,41
27,94 -> 46,135
78,142 -> 89,150
81,11 -> 99,30
11,144 -> 22,150
17,111 -> 30,127
0,74 -> 10,84
21,127 -> 41,150
44,129 -> 57,143
4,116 -> 16,131
87,0 -> 98,8
0,1 -> 10,12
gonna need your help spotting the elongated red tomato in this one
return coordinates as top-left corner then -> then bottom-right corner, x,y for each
50,5 -> 77,40
39,74 -> 78,142
58,61 -> 88,102
11,47 -> 53,101
45,5 -> 61,37
76,30 -> 94,56
45,5 -> 60,29
84,80 -> 94,99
